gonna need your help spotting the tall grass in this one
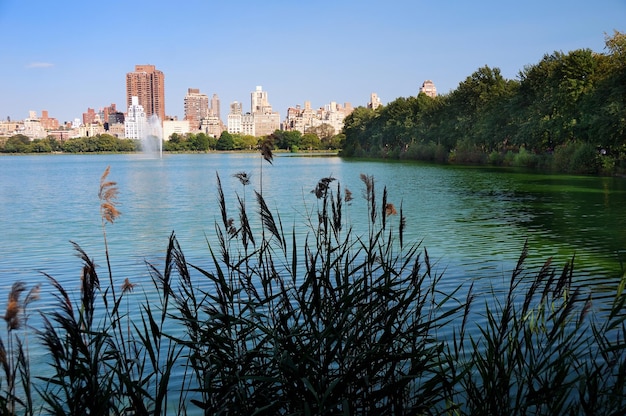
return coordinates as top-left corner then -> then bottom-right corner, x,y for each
0,164 -> 624,415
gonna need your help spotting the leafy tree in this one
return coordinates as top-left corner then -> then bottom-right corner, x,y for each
341,106 -> 377,156
270,130 -> 301,150
216,131 -> 235,150
189,133 -> 210,151
301,133 -> 321,150
29,138 -> 52,153
232,134 -> 258,150
2,134 -> 30,153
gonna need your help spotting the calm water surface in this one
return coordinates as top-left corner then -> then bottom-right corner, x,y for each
1,153 -> 625,408
2,153 -> 625,300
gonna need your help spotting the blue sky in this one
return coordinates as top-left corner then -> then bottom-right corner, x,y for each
1,0 -> 624,124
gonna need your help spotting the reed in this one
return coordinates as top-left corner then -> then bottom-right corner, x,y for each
1,165 -> 622,415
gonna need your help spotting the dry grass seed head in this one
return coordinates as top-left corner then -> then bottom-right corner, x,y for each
385,203 -> 397,216
259,138 -> 274,164
4,282 -> 26,330
345,188 -> 353,203
99,166 -> 121,223
233,171 -> 251,186
121,278 -> 137,294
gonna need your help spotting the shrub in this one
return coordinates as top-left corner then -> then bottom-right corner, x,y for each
553,141 -> 601,173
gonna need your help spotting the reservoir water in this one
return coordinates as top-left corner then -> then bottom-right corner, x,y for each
1,153 -> 625,410
4,153 -> 623,293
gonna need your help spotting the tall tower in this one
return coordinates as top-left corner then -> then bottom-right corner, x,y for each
184,88 -> 209,130
251,86 -> 270,114
211,93 -> 221,120
126,65 -> 165,122
249,86 -> 279,136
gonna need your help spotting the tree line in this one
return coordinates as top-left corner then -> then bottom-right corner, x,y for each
341,31 -> 626,174
0,127 -> 344,154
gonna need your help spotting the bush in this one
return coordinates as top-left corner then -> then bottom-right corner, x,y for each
452,138 -> 487,164
553,141 -> 601,173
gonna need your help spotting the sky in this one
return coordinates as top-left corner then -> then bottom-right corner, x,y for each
0,0 -> 624,124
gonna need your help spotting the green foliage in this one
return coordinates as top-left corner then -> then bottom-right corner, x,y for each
300,133 -> 322,150
1,135 -> 30,153
54,134 -> 138,153
232,133 -> 257,150
216,131 -> 235,150
402,141 -> 448,162
341,31 -> 626,174
553,141 -> 601,174
271,130 -> 302,150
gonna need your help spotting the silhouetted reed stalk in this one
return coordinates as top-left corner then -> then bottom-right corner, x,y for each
1,282 -> 40,415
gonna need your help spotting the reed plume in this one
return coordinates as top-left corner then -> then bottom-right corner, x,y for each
259,137 -> 274,165
99,165 -> 120,224
4,282 -> 26,331
233,171 -> 251,186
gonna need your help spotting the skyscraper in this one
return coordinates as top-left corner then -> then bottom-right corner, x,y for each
184,88 -> 209,130
211,93 -> 221,120
126,65 -> 165,122
250,86 -> 280,137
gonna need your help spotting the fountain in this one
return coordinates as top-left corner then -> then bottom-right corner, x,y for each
140,114 -> 163,158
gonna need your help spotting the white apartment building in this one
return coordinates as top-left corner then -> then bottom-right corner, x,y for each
163,119 -> 190,140
283,101 -> 353,135
227,101 -> 243,134
227,87 -> 280,137
125,96 -> 147,140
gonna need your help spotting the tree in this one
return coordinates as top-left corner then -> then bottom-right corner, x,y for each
341,106 -> 377,156
216,131 -> 235,150
232,134 -> 257,150
29,138 -> 53,153
189,133 -> 210,151
270,130 -> 301,150
2,134 -> 30,153
301,133 -> 321,150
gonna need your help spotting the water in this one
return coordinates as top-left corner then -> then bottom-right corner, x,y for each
140,114 -> 163,158
1,153 -> 624,304
1,153 -> 625,410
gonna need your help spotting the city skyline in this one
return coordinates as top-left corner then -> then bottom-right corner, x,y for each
0,0 -> 624,123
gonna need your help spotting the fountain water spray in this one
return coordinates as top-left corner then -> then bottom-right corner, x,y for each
141,115 -> 163,158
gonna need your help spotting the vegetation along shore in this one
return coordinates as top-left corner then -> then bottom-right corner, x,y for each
341,31 -> 626,176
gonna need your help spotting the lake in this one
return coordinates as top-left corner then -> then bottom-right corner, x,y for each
1,153 -> 625,410
2,152 -> 625,303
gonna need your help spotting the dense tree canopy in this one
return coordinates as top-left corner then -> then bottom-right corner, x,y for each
0,134 -> 137,153
341,31 -> 626,174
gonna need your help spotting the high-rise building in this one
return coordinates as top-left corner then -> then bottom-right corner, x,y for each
419,80 -> 437,98
184,88 -> 209,130
211,93 -> 221,120
40,110 -> 59,130
125,96 -> 147,140
250,86 -> 280,137
126,64 -> 165,122
368,93 -> 381,110
83,108 -> 98,125
251,86 -> 270,114
227,101 -> 243,134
